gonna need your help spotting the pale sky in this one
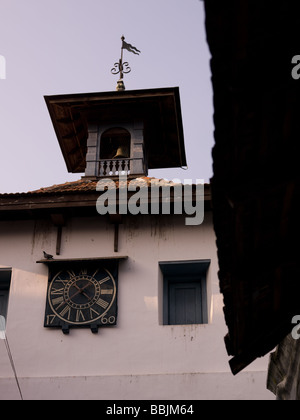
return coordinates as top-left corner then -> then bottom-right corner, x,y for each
0,0 -> 213,194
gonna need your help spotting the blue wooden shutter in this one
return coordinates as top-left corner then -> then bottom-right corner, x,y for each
169,281 -> 202,325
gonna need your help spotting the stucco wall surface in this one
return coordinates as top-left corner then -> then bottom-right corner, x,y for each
0,213 -> 273,400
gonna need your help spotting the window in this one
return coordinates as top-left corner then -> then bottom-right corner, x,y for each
0,269 -> 12,319
160,260 -> 210,326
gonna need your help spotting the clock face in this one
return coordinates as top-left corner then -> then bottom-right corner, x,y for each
44,265 -> 117,332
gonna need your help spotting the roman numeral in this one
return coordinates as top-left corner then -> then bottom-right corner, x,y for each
51,288 -> 64,296
80,269 -> 88,276
101,289 -> 114,295
55,278 -> 68,285
90,308 -> 100,319
52,296 -> 64,306
76,310 -> 85,322
99,276 -> 111,285
67,270 -> 76,278
96,298 -> 109,310
60,306 -> 71,320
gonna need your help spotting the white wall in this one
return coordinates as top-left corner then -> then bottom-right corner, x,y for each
0,212 -> 273,400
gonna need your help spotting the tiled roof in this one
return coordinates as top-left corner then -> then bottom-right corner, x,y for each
28,179 -> 98,195
0,177 -> 211,219
0,177 -> 190,197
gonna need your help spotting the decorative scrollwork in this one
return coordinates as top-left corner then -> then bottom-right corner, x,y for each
111,61 -> 131,76
111,63 -> 121,75
122,62 -> 131,74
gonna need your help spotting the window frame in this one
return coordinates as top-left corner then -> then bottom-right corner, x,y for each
160,260 -> 210,326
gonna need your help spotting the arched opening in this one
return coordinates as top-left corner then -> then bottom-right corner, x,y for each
100,127 -> 131,160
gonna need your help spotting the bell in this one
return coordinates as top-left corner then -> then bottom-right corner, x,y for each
113,145 -> 129,159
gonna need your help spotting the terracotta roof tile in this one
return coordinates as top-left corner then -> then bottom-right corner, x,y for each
0,177 -> 188,197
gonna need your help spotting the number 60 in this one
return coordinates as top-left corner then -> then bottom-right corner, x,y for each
101,316 -> 116,325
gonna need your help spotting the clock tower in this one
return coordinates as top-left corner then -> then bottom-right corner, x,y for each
42,86 -> 187,334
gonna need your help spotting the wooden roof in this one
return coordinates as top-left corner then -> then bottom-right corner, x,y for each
45,87 -> 187,173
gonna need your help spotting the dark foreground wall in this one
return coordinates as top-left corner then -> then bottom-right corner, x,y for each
204,0 -> 300,374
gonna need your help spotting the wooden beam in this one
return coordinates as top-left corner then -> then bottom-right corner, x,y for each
56,225 -> 63,256
114,224 -> 119,253
51,214 -> 66,256
36,256 -> 128,264
109,214 -> 123,253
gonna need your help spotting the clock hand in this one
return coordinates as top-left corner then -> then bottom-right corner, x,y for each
81,291 -> 93,301
68,282 -> 93,301
72,283 -> 93,301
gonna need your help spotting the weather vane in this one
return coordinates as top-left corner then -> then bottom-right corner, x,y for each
111,36 -> 141,91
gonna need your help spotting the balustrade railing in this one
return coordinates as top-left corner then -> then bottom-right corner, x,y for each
98,158 -> 132,177
87,157 -> 145,177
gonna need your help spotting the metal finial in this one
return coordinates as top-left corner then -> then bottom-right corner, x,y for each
111,36 -> 141,91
